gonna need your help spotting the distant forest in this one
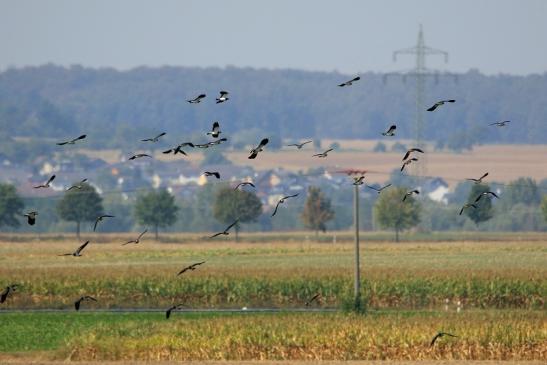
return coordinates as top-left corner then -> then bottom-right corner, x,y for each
1,64 -> 546,157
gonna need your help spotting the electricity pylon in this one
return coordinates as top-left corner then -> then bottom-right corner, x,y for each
385,25 -> 456,184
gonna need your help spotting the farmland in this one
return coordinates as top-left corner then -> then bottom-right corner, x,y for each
0,235 -> 545,362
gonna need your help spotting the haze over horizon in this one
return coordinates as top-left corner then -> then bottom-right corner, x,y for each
1,0 -> 547,76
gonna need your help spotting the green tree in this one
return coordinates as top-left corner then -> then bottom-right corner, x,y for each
300,186 -> 335,239
213,186 -> 262,241
541,195 -> 547,223
374,186 -> 420,242
57,183 -> 104,238
0,183 -> 24,229
465,184 -> 494,225
503,177 -> 541,207
134,189 -> 179,240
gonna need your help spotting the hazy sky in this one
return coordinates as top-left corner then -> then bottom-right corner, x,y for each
1,0 -> 546,75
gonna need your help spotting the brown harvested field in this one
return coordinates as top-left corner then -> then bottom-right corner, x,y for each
0,361 -> 544,365
79,143 -> 547,187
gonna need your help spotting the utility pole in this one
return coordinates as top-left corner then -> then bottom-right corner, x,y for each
386,25 -> 456,184
353,183 -> 361,310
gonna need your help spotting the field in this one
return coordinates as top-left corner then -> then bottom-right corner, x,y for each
82,143 -> 547,186
0,234 -> 545,362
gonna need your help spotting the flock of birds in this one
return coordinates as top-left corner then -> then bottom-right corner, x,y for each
4,75 -> 511,347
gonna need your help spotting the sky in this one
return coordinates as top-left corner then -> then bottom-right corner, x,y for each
1,0 -> 546,75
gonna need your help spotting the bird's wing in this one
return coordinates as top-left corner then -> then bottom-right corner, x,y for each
400,164 -> 406,172
459,207 -> 464,215
93,218 -> 100,231
480,172 -> 489,180
413,148 -> 424,153
337,82 -> 347,87
142,138 -> 153,142
248,182 -> 256,187
272,201 -> 281,217
474,194 -> 483,203
427,103 -> 438,111
402,195 -> 408,202
285,193 -> 299,199
489,192 -> 499,199
56,141 -> 68,146
213,172 -> 220,179
352,76 -> 361,82
489,122 -> 499,126
312,153 -> 321,157
302,140 -> 313,145
380,184 -> 392,191
46,175 -> 56,185
402,151 -> 411,161
156,132 -> 166,139
219,91 -> 229,96
430,333 -> 441,347
258,138 -> 269,148
248,151 -> 258,159
325,148 -> 334,153
177,266 -> 190,275
74,300 -> 81,311
166,307 -> 173,319
85,296 -> 98,302
76,135 -> 86,141
444,332 -> 458,337
225,220 -> 239,231
209,232 -> 224,239
138,230 -> 148,240
76,241 -> 90,254
212,122 -> 220,131
366,185 -> 380,191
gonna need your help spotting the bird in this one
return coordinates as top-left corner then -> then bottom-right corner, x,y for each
215,90 -> 229,104
338,76 -> 360,87
287,140 -> 312,149
381,125 -> 396,136
312,148 -> 334,158
305,293 -> 321,306
234,182 -> 255,190
366,183 -> 392,194
206,138 -> 228,146
67,179 -> 88,191
466,172 -> 489,184
123,229 -> 148,245
272,194 -> 299,217
490,120 -> 510,127
401,157 -> 418,172
403,190 -> 420,202
207,122 -> 221,138
430,332 -> 458,347
474,191 -> 499,203
93,214 -> 115,231
129,153 -> 152,160
33,175 -> 55,189
58,241 -> 90,257
0,284 -> 18,303
56,134 -> 86,146
402,148 -> 425,161
141,132 -> 166,142
23,211 -> 38,225
203,171 -> 220,179
74,296 -> 97,311
427,99 -> 455,111
166,303 -> 185,319
177,261 -> 206,276
209,220 -> 239,238
248,138 -> 269,159
459,203 -> 478,215
162,145 -> 187,156
352,176 -> 365,185
187,94 -> 206,104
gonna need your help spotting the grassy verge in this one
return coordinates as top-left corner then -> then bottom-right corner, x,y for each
0,311 -> 544,361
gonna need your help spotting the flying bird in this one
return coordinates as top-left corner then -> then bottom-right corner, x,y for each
33,175 -> 55,189
166,303 -> 185,319
59,240 -> 90,257
401,157 -> 419,172
187,94 -> 206,104
474,191 -> 499,203
352,176 -> 365,186
427,99 -> 455,112
248,138 -> 269,159
287,140 -> 313,149
67,179 -> 88,191
403,190 -> 420,202
0,284 -> 18,303
56,134 -> 86,146
430,332 -> 458,347
381,125 -> 396,137
490,120 -> 510,127
312,148 -> 334,158
338,76 -> 360,87
162,145 -> 187,156
366,183 -> 392,194
216,90 -> 229,104
466,172 -> 489,184
234,182 -> 255,190
123,229 -> 148,245
203,171 -> 221,179
305,293 -> 321,306
93,214 -> 115,231
206,138 -> 228,146
459,203 -> 478,215
141,132 -> 166,142
272,194 -> 299,217
23,211 -> 38,225
402,148 -> 424,161
207,122 -> 221,138
74,296 -> 97,311
209,220 -> 239,238
177,261 -> 206,276
129,153 -> 152,160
